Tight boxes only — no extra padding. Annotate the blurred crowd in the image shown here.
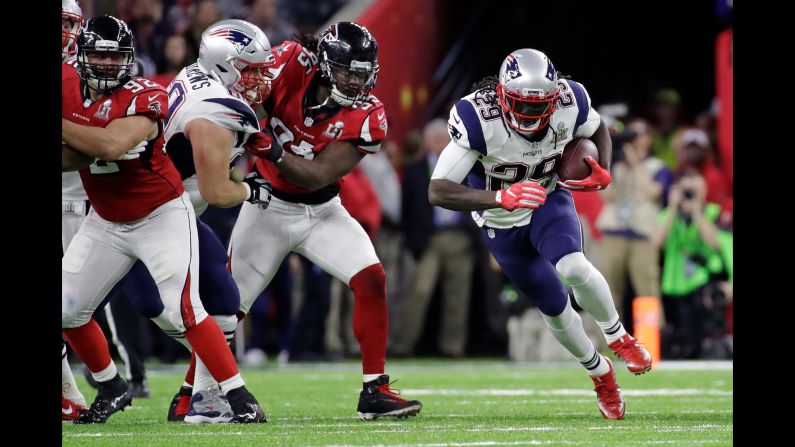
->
[77,1,732,369]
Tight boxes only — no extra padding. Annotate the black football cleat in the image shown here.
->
[357,375,422,420]
[226,386,267,423]
[74,374,133,424]
[167,386,193,422]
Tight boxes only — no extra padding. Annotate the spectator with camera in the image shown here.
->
[651,168,730,359]
[596,118,672,324]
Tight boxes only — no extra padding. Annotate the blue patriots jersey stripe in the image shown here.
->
[203,98,259,129]
[455,99,487,155]
[466,162,486,190]
[567,81,589,135]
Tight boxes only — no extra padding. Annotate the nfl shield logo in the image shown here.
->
[304,116,314,126]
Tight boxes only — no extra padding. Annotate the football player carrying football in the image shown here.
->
[428,48,651,420]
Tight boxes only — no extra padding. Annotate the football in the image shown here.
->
[556,138,599,181]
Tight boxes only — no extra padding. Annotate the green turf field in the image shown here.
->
[62,360,732,446]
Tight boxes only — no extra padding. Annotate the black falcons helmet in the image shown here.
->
[77,15,135,95]
[317,22,379,107]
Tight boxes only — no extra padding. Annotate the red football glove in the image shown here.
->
[495,181,547,211]
[557,156,612,191]
[243,131,283,163]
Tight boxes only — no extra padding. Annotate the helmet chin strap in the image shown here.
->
[329,86,355,107]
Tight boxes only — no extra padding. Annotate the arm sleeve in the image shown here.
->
[431,139,480,183]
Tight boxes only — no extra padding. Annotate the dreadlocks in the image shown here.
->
[290,33,319,52]
[469,75,499,94]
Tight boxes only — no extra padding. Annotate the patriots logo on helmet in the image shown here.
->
[209,29,253,55]
[545,60,556,81]
[505,55,522,81]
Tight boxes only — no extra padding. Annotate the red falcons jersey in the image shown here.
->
[255,41,388,203]
[62,63,184,222]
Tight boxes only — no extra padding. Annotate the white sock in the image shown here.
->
[556,252,625,343]
[191,315,240,395]
[92,361,118,383]
[192,354,220,394]
[219,374,245,394]
[363,374,382,384]
[541,301,607,376]
[596,319,628,344]
[62,345,86,406]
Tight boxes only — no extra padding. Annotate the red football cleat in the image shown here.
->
[590,357,625,420]
[609,334,652,375]
[62,394,87,421]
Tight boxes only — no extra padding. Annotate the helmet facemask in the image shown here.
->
[62,12,82,58]
[232,57,275,106]
[320,55,379,107]
[497,83,559,133]
[78,45,135,95]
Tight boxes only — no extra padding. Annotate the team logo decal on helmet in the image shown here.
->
[505,55,522,81]
[545,60,556,82]
[208,29,253,55]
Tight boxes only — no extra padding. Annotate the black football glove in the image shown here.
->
[242,171,273,208]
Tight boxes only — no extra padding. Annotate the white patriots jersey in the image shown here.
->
[446,79,601,228]
[163,63,260,215]
[61,57,88,203]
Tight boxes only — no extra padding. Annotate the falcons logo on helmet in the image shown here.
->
[209,29,252,55]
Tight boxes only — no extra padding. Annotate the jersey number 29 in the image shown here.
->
[486,153,562,190]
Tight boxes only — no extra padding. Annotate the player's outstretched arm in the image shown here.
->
[275,140,365,191]
[428,139,546,212]
[187,119,251,207]
[428,178,502,211]
[62,116,158,161]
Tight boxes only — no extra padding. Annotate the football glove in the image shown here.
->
[495,181,547,211]
[556,156,612,191]
[242,171,273,208]
[244,131,283,163]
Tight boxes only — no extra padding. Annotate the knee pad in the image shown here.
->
[555,252,593,287]
[62,291,89,329]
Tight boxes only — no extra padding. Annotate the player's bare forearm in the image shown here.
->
[591,120,612,170]
[188,119,248,207]
[428,179,499,211]
[62,143,95,172]
[62,116,157,161]
[276,140,363,190]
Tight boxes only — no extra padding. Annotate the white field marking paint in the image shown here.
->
[402,388,733,396]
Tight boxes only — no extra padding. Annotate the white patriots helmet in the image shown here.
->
[496,48,560,133]
[62,0,83,59]
[197,19,275,105]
